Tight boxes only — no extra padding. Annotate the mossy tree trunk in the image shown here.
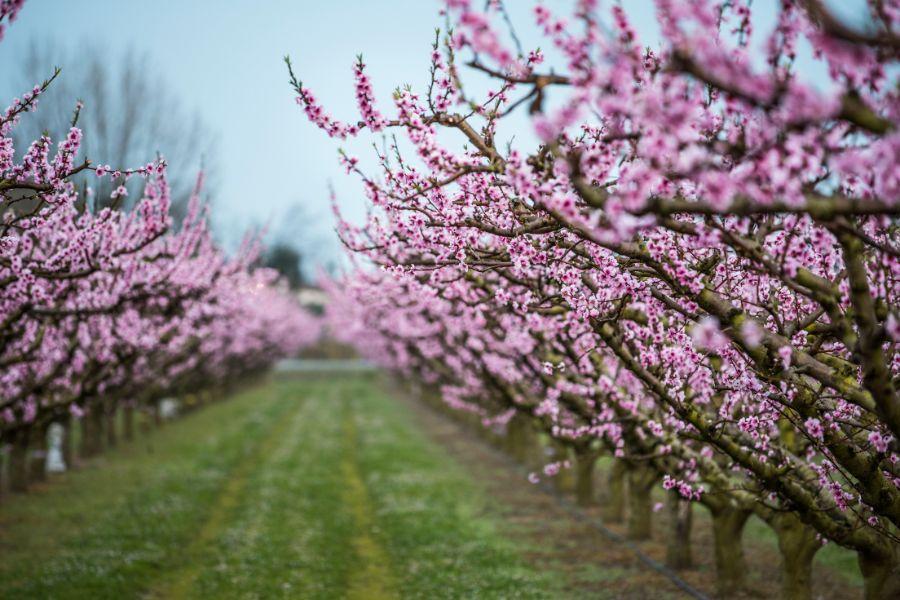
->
[626,462,658,540]
[859,547,900,600]
[665,491,693,570]
[505,413,541,468]
[709,504,751,597]
[573,447,599,506]
[768,512,821,600]
[602,458,627,523]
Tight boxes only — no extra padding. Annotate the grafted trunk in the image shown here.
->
[859,547,900,600]
[573,447,599,506]
[9,428,30,493]
[769,513,820,600]
[626,463,658,540]
[602,458,627,523]
[665,491,693,570]
[709,505,751,596]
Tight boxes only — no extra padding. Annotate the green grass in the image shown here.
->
[0,375,559,599]
[350,378,557,598]
[4,374,860,599]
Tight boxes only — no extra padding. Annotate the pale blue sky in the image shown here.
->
[0,0,848,261]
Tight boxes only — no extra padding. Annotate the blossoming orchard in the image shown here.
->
[298,0,900,598]
[1,1,897,599]
[0,2,316,516]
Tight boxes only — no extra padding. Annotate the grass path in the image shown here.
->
[340,399,398,599]
[0,375,563,598]
[150,385,308,598]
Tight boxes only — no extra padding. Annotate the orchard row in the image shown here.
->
[0,2,317,493]
[301,2,900,599]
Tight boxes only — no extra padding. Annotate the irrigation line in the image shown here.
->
[418,401,711,600]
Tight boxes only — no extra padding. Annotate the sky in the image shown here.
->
[0,0,853,266]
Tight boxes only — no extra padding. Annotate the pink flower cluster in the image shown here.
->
[0,0,25,41]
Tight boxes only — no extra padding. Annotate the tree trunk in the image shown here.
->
[105,404,117,448]
[80,408,104,458]
[79,415,91,458]
[573,447,599,506]
[29,422,49,483]
[859,548,900,600]
[139,404,153,435]
[626,463,657,540]
[770,513,820,600]
[505,413,541,468]
[550,440,575,494]
[0,444,6,499]
[709,505,751,596]
[9,428,30,493]
[61,416,73,469]
[123,406,135,441]
[602,458,627,523]
[91,407,104,454]
[665,491,693,570]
